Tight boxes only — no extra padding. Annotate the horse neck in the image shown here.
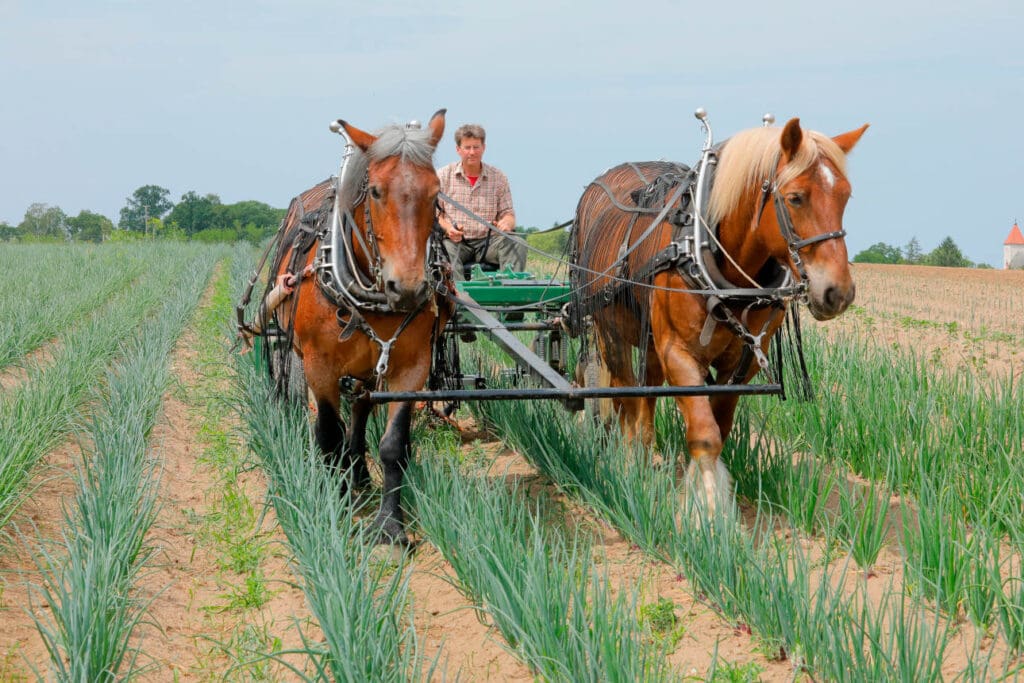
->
[716,187,774,284]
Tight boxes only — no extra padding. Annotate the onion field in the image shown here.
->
[1,242,1023,682]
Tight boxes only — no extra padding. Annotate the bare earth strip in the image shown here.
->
[816,264,1024,379]
[0,440,82,679]
[136,340,311,680]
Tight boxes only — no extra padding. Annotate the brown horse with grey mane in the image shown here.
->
[268,110,449,545]
[571,117,867,511]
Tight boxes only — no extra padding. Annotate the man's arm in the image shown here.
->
[494,168,515,232]
[436,165,464,241]
[495,211,516,232]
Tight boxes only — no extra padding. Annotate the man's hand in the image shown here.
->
[446,223,464,242]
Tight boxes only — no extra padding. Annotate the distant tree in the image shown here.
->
[217,200,282,231]
[0,221,16,241]
[902,237,924,264]
[166,191,222,236]
[853,242,903,264]
[527,225,570,256]
[18,203,68,241]
[926,236,972,268]
[67,210,114,243]
[119,185,173,232]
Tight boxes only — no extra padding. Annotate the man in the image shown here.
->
[437,124,527,280]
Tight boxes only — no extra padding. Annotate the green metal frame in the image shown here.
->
[455,266,570,309]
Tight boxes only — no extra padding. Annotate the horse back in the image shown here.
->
[571,161,684,332]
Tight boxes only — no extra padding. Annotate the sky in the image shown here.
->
[1,0,1021,267]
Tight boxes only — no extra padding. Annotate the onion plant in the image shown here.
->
[0,243,145,370]
[29,250,217,680]
[233,333,433,682]
[407,450,676,682]
[0,245,218,536]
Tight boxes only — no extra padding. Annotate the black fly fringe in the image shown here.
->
[772,303,814,402]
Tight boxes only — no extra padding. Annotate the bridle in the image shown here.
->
[311,124,443,381]
[754,175,848,287]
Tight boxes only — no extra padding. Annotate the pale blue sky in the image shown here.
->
[1,0,1021,266]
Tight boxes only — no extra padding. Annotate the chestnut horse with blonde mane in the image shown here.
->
[571,117,867,510]
[269,110,448,545]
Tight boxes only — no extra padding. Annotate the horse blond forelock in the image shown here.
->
[708,127,847,227]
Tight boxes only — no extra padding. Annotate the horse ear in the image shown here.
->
[338,120,377,152]
[427,108,447,148]
[780,118,803,158]
[833,123,869,154]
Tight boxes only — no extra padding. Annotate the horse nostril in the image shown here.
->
[823,286,840,311]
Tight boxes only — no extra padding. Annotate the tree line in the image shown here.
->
[0,185,286,245]
[852,236,984,268]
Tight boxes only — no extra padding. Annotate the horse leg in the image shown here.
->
[342,397,373,490]
[660,350,731,512]
[595,333,652,446]
[639,342,665,450]
[314,398,347,471]
[372,400,414,545]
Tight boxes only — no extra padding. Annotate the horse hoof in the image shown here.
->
[368,541,410,566]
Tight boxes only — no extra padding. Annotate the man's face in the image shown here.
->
[456,137,485,167]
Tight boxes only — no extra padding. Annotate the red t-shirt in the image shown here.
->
[467,176,479,187]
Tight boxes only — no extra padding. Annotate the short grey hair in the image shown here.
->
[454,124,486,146]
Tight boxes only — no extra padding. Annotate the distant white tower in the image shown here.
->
[1005,222,1024,269]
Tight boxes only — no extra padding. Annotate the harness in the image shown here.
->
[574,111,847,387]
[286,127,450,386]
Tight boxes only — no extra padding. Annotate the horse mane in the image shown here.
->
[337,125,437,209]
[707,126,847,227]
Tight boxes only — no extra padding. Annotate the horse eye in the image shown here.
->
[369,185,383,200]
[787,194,803,208]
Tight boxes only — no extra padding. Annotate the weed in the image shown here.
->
[639,597,685,649]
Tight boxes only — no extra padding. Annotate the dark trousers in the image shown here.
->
[443,232,527,281]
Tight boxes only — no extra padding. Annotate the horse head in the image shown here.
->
[337,109,446,312]
[768,118,868,320]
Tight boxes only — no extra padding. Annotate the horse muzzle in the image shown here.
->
[806,281,855,320]
[384,278,431,313]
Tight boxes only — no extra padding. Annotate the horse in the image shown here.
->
[570,116,868,510]
[267,110,449,545]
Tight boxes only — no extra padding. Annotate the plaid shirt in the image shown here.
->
[437,161,514,240]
